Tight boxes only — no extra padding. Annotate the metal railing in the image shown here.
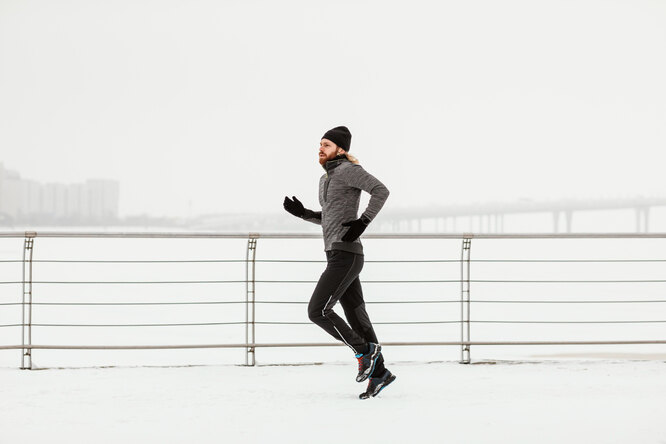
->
[1,231,666,369]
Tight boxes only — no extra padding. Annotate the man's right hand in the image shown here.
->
[283,196,305,218]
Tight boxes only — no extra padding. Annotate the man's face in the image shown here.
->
[319,138,343,165]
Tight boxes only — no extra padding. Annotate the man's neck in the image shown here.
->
[323,154,348,171]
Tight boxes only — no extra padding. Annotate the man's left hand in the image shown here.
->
[341,217,370,242]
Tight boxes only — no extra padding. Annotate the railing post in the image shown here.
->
[460,235,472,364]
[245,235,258,366]
[21,232,36,370]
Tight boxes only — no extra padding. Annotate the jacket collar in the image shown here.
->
[323,155,348,172]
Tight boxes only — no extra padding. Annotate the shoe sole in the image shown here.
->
[356,344,382,383]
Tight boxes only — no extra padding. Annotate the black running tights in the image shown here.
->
[307,249,385,377]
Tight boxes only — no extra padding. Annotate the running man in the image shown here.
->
[283,126,396,399]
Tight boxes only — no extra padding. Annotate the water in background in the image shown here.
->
[1,234,666,368]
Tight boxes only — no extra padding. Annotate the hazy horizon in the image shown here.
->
[1,0,665,219]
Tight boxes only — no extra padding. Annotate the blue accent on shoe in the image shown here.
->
[356,343,382,383]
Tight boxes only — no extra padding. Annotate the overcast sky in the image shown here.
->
[1,0,665,218]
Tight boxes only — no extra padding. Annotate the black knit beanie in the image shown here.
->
[322,126,352,152]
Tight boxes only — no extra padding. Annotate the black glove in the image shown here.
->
[283,196,305,218]
[341,217,370,242]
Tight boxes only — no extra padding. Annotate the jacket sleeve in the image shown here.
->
[302,208,322,225]
[342,165,390,223]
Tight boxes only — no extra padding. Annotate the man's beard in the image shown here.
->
[318,151,338,166]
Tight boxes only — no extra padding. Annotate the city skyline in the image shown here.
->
[0,162,119,225]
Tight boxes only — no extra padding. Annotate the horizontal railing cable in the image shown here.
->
[254,320,460,325]
[250,319,666,325]
[21,279,460,284]
[255,259,459,263]
[2,340,666,351]
[8,278,664,285]
[22,320,462,327]
[30,322,247,327]
[0,259,247,263]
[4,299,666,307]
[256,279,458,283]
[7,258,666,263]
[0,258,458,264]
[471,320,666,324]
[471,279,666,283]
[253,300,458,304]
[470,259,666,263]
[28,280,247,284]
[5,258,666,263]
[0,301,247,306]
[472,299,666,304]
[0,300,457,306]
[11,319,665,327]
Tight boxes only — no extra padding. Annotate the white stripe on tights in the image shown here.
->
[323,294,358,354]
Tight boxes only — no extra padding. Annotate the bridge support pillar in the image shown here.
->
[565,211,573,233]
[635,207,650,232]
[553,211,572,233]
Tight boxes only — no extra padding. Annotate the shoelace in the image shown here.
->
[355,353,364,372]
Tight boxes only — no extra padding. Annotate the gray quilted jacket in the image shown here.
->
[302,156,389,254]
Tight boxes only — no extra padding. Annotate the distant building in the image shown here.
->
[0,163,119,224]
[0,165,21,220]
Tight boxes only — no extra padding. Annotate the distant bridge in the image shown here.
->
[191,197,666,233]
[379,197,666,233]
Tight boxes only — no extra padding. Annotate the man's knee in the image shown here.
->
[308,304,324,324]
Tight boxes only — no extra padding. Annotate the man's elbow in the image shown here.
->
[374,184,390,200]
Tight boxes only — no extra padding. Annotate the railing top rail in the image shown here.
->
[1,231,666,239]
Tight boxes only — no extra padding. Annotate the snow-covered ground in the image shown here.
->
[2,359,665,443]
